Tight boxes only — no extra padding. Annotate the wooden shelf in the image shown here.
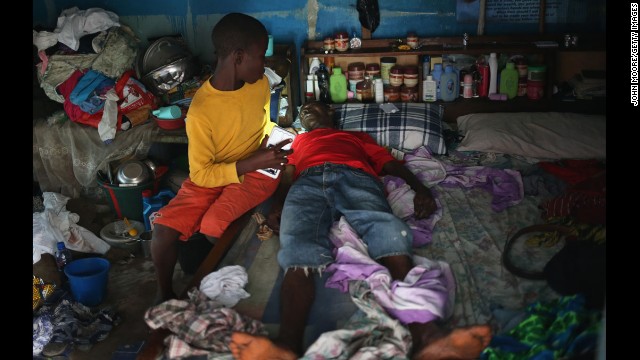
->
[300,35,605,117]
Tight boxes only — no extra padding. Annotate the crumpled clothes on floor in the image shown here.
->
[33,290,120,356]
[145,288,267,359]
[302,280,412,360]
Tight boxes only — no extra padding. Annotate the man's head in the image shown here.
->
[299,101,335,131]
[212,13,268,84]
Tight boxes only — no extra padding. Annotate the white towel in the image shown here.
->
[199,265,250,307]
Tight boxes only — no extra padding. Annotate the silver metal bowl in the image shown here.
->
[142,56,199,94]
[116,160,151,185]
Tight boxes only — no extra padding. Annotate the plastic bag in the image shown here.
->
[357,0,380,33]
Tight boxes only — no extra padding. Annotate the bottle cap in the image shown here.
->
[57,242,65,250]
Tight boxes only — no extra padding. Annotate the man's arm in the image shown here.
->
[381,160,437,219]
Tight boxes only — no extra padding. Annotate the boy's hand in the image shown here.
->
[237,136,293,175]
[413,187,437,219]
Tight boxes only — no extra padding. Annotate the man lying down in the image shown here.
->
[230,100,492,360]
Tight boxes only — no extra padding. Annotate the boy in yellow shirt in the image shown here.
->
[150,13,292,302]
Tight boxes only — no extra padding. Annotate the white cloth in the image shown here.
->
[33,192,111,264]
[55,7,120,51]
[98,88,119,144]
[32,30,58,51]
[199,265,250,308]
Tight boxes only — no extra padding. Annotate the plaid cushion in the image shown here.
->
[332,103,446,154]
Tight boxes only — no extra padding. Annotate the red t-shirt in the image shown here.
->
[287,128,395,180]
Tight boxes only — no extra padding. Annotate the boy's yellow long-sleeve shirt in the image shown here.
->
[185,75,275,188]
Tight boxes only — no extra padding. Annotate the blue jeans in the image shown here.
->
[277,163,413,271]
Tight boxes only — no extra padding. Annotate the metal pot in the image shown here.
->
[116,160,151,185]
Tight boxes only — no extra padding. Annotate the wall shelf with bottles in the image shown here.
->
[299,34,605,118]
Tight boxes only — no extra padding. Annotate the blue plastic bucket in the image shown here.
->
[64,257,110,307]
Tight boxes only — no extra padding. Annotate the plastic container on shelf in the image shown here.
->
[323,37,335,52]
[374,78,384,103]
[430,63,444,100]
[355,76,374,103]
[335,32,350,52]
[422,55,431,79]
[422,75,437,102]
[400,85,419,102]
[406,32,419,48]
[477,61,490,98]
[383,85,401,102]
[440,65,458,102]
[316,63,331,104]
[380,57,397,85]
[527,80,545,100]
[528,66,547,81]
[309,57,321,75]
[488,52,499,95]
[462,74,474,99]
[347,62,365,82]
[527,66,546,100]
[403,66,419,88]
[500,62,519,99]
[365,63,381,79]
[389,66,404,87]
[329,67,348,104]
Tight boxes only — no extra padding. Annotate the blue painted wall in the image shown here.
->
[33,0,606,64]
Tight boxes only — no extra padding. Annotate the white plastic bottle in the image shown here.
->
[374,78,384,103]
[422,75,437,102]
[488,52,498,95]
[309,57,321,75]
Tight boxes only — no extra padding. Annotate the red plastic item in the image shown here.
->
[153,109,186,130]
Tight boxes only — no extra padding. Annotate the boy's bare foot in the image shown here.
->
[412,325,492,360]
[230,332,297,360]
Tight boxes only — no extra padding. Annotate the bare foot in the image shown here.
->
[230,332,297,360]
[412,325,492,360]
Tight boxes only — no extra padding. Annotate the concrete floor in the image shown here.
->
[33,196,194,360]
[69,252,193,360]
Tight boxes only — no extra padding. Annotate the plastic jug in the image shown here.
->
[142,189,176,231]
[329,67,348,103]
[500,62,519,99]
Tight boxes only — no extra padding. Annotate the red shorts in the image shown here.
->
[152,171,279,240]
